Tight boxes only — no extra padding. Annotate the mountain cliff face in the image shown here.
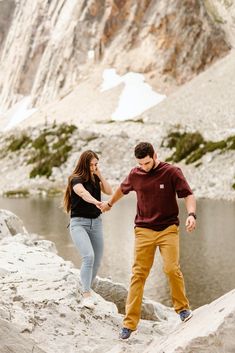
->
[0,0,230,112]
[205,0,235,46]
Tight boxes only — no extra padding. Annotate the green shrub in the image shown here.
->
[185,140,227,164]
[7,134,32,152]
[206,140,227,152]
[30,162,52,178]
[32,134,48,150]
[162,131,182,149]
[27,123,77,178]
[3,123,78,178]
[163,129,235,165]
[163,131,204,162]
[186,148,206,164]
[173,132,204,162]
[3,189,30,198]
[227,136,235,150]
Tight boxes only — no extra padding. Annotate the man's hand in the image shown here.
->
[100,201,112,213]
[185,215,196,232]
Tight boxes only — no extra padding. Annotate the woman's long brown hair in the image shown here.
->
[63,150,99,213]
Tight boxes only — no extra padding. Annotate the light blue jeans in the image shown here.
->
[70,216,104,292]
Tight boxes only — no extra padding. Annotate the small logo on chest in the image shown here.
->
[160,184,165,189]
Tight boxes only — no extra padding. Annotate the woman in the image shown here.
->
[64,150,112,308]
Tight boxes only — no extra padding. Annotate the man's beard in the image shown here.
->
[148,160,156,172]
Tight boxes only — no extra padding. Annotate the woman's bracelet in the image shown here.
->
[107,202,112,208]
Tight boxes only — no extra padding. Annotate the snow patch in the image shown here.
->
[4,97,37,131]
[100,69,166,121]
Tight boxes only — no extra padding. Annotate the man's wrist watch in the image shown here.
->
[188,212,197,220]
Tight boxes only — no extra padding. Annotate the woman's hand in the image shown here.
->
[93,166,102,179]
[94,166,112,195]
[95,201,103,209]
[99,201,112,213]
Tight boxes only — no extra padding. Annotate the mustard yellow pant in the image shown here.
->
[123,224,190,330]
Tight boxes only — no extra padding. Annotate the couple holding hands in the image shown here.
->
[63,142,196,340]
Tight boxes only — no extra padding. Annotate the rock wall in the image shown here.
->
[0,0,230,111]
[0,0,16,52]
[205,0,235,46]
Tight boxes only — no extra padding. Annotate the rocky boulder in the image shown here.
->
[143,289,235,353]
[93,276,176,321]
[0,318,46,353]
[0,209,28,239]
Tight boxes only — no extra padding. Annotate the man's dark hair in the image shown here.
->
[134,142,154,159]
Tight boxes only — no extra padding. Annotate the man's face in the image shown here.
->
[136,155,155,172]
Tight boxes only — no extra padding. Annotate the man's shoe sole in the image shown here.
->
[182,312,193,322]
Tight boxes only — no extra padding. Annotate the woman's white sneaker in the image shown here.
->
[82,296,95,309]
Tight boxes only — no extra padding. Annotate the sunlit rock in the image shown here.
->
[93,276,176,321]
[0,209,27,238]
[144,289,235,353]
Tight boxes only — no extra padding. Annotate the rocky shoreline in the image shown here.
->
[0,209,235,353]
[0,209,179,353]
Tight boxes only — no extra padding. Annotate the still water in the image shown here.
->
[0,195,234,309]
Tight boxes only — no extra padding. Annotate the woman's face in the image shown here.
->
[89,158,98,174]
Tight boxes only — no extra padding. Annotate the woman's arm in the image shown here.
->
[73,183,101,207]
[95,167,112,195]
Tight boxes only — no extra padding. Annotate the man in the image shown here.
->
[100,142,196,340]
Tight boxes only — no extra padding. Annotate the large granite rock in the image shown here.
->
[0,209,28,239]
[144,289,235,353]
[93,276,176,321]
[0,318,45,353]
[0,233,122,353]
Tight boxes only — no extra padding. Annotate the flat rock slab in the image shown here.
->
[144,289,235,353]
[0,318,45,353]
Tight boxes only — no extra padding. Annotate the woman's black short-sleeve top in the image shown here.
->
[70,175,101,218]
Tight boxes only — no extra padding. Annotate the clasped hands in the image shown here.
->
[96,201,112,213]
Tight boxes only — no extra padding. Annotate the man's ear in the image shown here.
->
[153,152,157,160]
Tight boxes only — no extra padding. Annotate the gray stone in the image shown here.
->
[0,318,46,353]
[144,289,235,353]
[0,209,28,239]
[93,276,175,321]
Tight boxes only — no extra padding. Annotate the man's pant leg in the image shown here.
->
[159,224,190,313]
[123,227,156,330]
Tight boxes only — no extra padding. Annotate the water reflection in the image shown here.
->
[0,196,234,309]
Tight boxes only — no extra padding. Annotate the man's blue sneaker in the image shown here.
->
[119,327,134,340]
[179,309,193,322]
